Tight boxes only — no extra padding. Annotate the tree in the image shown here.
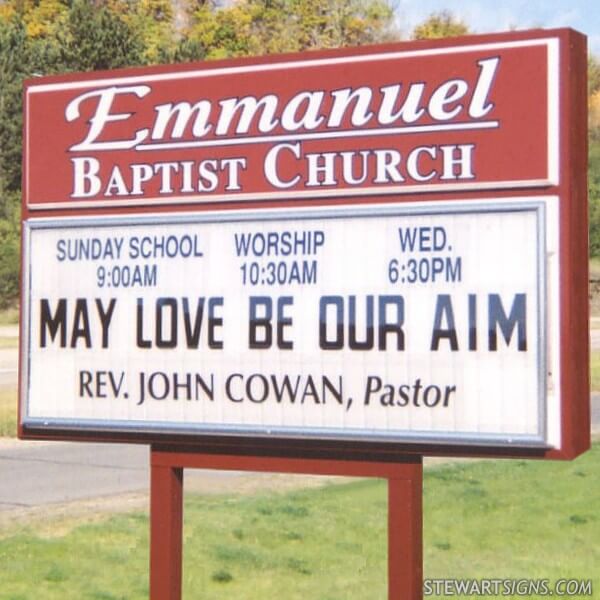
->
[57,0,145,71]
[589,55,600,96]
[412,10,469,40]
[131,0,178,63]
[0,19,26,306]
[181,0,255,59]
[0,17,32,194]
[0,190,20,306]
[589,55,600,140]
[179,0,397,60]
[589,139,600,258]
[282,0,396,51]
[588,56,600,257]
[20,0,69,40]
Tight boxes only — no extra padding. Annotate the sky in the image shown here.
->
[397,0,600,56]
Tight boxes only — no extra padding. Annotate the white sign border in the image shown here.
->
[21,198,550,448]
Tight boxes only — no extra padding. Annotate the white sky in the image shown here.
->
[397,0,600,55]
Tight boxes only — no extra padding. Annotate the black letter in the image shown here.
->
[225,373,244,402]
[431,294,458,350]
[156,298,178,349]
[468,293,477,351]
[249,297,272,349]
[208,297,224,349]
[319,296,344,349]
[40,298,67,347]
[79,371,93,397]
[182,297,205,348]
[363,375,382,405]
[136,298,151,348]
[277,296,293,349]
[96,298,116,348]
[488,293,527,351]
[71,299,91,348]
[378,295,405,350]
[349,295,374,350]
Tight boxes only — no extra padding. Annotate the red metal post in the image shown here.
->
[148,448,423,600]
[150,454,184,600]
[388,459,423,600]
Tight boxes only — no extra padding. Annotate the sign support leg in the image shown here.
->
[148,449,423,600]
[150,452,184,600]
[388,459,423,600]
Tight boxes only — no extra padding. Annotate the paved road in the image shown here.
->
[0,439,335,513]
[0,441,149,510]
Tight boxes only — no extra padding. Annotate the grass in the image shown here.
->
[423,448,600,581]
[0,444,598,599]
[0,305,19,326]
[0,387,17,437]
[592,351,600,391]
[0,335,18,349]
[590,257,600,281]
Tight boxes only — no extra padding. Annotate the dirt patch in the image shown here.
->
[0,492,149,538]
[0,471,350,539]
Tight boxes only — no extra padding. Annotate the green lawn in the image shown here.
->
[0,305,19,326]
[592,351,600,391]
[0,387,17,437]
[0,444,598,599]
[590,257,600,280]
[0,335,18,349]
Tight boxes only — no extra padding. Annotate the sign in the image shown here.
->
[20,29,590,458]
[24,35,557,210]
[21,199,554,446]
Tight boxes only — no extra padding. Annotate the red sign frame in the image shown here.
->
[19,28,589,460]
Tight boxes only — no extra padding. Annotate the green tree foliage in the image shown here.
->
[588,58,600,258]
[412,10,470,40]
[20,0,69,40]
[179,0,396,60]
[57,0,145,71]
[589,55,600,141]
[0,21,24,306]
[589,141,600,258]
[0,190,19,305]
[0,23,20,300]
[0,18,28,196]
[0,19,53,306]
[589,55,600,96]
[130,0,177,63]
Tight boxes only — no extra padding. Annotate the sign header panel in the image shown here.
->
[24,37,557,211]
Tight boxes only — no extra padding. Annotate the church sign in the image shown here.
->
[20,29,589,458]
